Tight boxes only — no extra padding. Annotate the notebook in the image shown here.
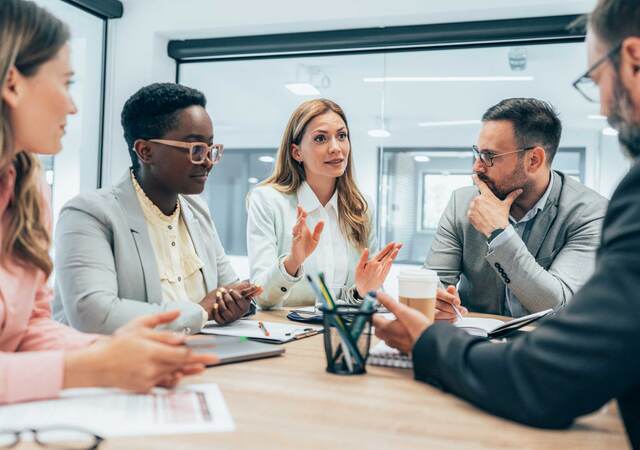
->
[454,309,554,339]
[367,341,413,369]
[200,319,323,343]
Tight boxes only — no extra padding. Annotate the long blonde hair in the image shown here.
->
[261,99,370,250]
[0,0,70,276]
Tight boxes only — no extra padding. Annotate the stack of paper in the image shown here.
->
[0,384,234,439]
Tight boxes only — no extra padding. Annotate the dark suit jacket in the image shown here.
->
[412,162,640,449]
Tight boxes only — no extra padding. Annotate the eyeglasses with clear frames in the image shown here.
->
[0,426,104,450]
[148,139,224,165]
[472,145,535,167]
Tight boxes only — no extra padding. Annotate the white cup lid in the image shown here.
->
[397,268,438,281]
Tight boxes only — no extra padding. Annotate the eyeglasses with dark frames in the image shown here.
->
[471,145,536,167]
[572,41,623,103]
[147,139,224,165]
[0,426,104,450]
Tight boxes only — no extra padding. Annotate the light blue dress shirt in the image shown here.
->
[488,176,554,316]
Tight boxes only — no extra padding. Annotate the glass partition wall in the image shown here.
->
[179,32,625,265]
[34,0,107,225]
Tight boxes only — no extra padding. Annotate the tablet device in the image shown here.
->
[186,336,285,365]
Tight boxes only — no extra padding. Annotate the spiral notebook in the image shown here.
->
[367,341,413,369]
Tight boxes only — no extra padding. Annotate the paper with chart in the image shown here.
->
[201,319,322,342]
[0,383,234,439]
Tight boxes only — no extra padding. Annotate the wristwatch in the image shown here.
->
[487,228,505,243]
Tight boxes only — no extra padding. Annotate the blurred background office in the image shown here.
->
[42,0,621,295]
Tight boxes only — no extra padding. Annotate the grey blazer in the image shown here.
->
[425,171,608,315]
[52,172,239,334]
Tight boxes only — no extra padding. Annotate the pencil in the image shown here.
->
[258,321,270,337]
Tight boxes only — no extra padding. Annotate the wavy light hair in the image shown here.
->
[261,98,370,250]
[0,0,70,276]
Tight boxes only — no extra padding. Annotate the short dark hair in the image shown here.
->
[121,82,206,170]
[482,98,562,164]
[589,0,640,48]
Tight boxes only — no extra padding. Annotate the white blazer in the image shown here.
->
[247,182,375,309]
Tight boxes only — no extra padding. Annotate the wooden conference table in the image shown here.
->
[101,310,627,450]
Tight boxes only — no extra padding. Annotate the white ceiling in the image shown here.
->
[123,0,597,40]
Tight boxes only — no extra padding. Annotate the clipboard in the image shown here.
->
[200,319,323,344]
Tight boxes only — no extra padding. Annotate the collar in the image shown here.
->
[297,181,338,213]
[130,170,180,224]
[510,173,554,224]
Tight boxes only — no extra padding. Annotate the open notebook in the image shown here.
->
[454,309,554,338]
[368,309,554,369]
[368,341,413,369]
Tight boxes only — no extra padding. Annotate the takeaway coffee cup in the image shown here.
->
[397,268,439,321]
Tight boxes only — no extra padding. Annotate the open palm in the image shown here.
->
[290,205,324,265]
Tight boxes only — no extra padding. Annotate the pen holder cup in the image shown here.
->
[320,305,373,375]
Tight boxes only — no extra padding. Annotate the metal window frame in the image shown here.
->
[59,0,123,187]
[61,0,122,19]
[169,15,584,70]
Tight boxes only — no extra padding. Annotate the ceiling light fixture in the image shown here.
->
[258,155,275,163]
[602,127,619,136]
[363,76,534,83]
[248,177,259,184]
[285,83,320,96]
[413,155,431,162]
[588,114,607,120]
[418,120,481,127]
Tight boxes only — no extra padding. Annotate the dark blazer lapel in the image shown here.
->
[180,197,216,292]
[525,171,562,258]
[113,173,163,304]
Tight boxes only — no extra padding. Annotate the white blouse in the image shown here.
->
[247,182,375,309]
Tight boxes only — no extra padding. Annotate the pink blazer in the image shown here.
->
[0,165,96,404]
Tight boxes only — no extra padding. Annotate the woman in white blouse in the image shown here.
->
[247,99,401,309]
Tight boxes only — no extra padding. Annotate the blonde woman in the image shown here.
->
[247,99,401,308]
[0,0,215,405]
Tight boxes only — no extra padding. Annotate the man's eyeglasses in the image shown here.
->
[0,426,103,450]
[472,145,535,167]
[147,139,224,165]
[572,41,622,103]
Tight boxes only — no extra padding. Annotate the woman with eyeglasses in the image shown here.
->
[53,83,261,334]
[247,98,401,309]
[0,0,216,405]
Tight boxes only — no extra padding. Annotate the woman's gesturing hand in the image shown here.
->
[354,242,402,297]
[283,205,324,276]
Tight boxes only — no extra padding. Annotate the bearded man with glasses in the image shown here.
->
[426,98,607,319]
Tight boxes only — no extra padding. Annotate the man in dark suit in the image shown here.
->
[372,1,640,448]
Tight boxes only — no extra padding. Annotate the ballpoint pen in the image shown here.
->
[258,321,270,337]
[453,304,464,322]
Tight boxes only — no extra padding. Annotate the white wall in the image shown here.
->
[102,0,599,184]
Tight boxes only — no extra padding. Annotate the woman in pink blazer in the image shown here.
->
[0,0,217,405]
